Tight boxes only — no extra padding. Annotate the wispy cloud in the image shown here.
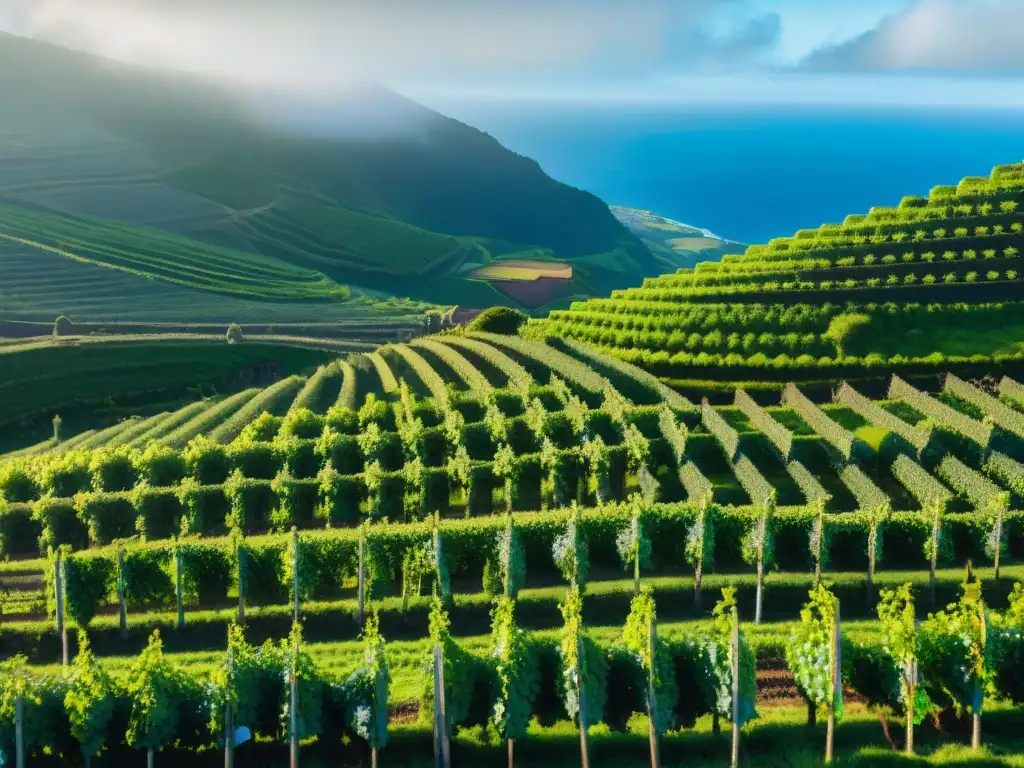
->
[802,0,1024,73]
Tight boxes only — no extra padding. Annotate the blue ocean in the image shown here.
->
[441,103,1024,245]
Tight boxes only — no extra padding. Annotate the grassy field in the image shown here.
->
[0,202,349,300]
[471,259,574,281]
[0,338,334,448]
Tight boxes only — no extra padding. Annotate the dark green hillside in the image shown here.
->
[0,32,651,310]
[540,162,1024,388]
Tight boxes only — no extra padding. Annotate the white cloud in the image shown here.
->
[0,0,781,88]
[803,0,1024,72]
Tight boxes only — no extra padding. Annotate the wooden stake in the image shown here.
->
[867,525,877,606]
[825,601,841,764]
[507,738,514,768]
[55,555,68,666]
[754,555,764,625]
[175,548,185,631]
[577,636,591,768]
[147,748,154,768]
[117,546,127,638]
[929,512,940,610]
[237,546,246,626]
[291,528,300,623]
[905,658,915,754]
[971,681,982,751]
[358,527,366,625]
[290,646,299,768]
[225,648,234,768]
[15,694,25,768]
[993,509,1003,582]
[433,644,451,768]
[730,609,740,768]
[646,616,660,768]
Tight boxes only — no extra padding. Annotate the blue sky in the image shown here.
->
[2,0,1023,107]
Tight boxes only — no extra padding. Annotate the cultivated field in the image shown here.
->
[544,163,1024,393]
[1,330,1022,766]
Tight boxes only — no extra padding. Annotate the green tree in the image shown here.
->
[823,314,871,359]
[467,306,528,335]
[225,324,244,344]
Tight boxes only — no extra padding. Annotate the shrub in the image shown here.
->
[177,480,230,536]
[76,492,137,545]
[178,541,233,606]
[132,486,184,540]
[0,461,40,503]
[224,473,277,533]
[183,436,231,485]
[468,306,529,335]
[89,448,139,493]
[39,452,92,497]
[64,551,115,626]
[34,497,89,551]
[316,469,363,526]
[0,503,41,556]
[225,323,244,344]
[134,443,186,487]
[228,439,280,480]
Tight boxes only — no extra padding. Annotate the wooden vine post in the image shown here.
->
[972,602,986,752]
[929,502,941,610]
[730,607,741,768]
[646,615,661,768]
[236,542,246,626]
[224,648,235,768]
[175,545,185,631]
[906,619,918,755]
[432,643,452,768]
[54,553,68,666]
[825,600,842,764]
[291,527,300,623]
[576,634,591,768]
[814,501,825,585]
[116,544,127,638]
[694,502,705,609]
[290,632,299,768]
[14,685,25,768]
[357,524,366,626]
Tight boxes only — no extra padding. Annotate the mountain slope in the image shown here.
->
[0,32,652,311]
[538,162,1024,388]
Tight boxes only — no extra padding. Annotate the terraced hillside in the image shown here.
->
[1,328,1023,766]
[540,162,1024,391]
[0,32,654,313]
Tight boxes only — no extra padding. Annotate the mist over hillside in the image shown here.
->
[0,31,660,312]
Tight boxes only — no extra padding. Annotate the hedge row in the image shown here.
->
[889,375,993,451]
[3,583,1022,767]
[38,501,1024,627]
[945,374,1024,440]
[835,382,931,453]
[783,384,856,461]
